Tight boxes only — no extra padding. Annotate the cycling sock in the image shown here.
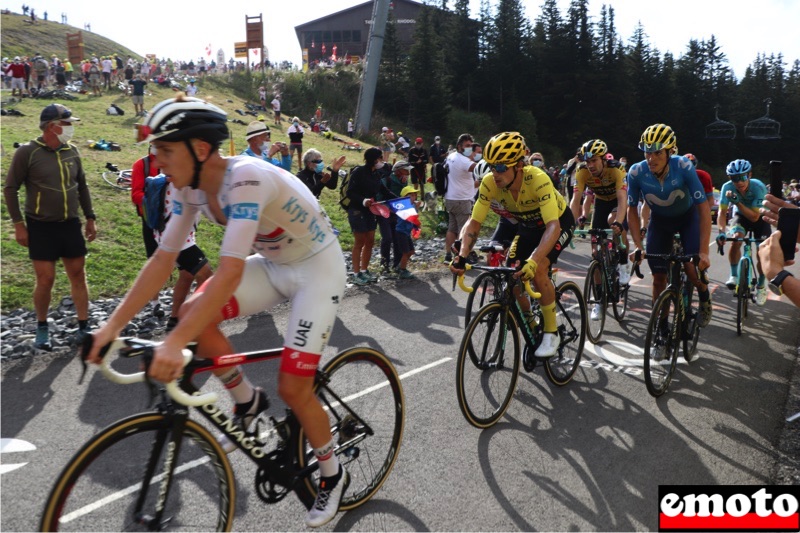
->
[758,274,766,287]
[698,289,710,302]
[618,250,628,264]
[313,440,340,478]
[541,302,557,333]
[730,264,738,277]
[218,366,254,404]
[78,319,89,331]
[37,320,48,329]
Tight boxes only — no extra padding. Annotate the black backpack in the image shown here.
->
[433,161,449,196]
[339,166,355,209]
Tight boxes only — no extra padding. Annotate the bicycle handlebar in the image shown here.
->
[456,264,541,299]
[82,335,219,407]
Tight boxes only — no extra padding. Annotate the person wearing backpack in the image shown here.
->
[130,149,213,332]
[443,133,478,262]
[343,147,391,285]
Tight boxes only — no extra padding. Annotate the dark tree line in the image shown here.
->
[374,0,800,181]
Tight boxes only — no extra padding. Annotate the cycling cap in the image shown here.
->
[638,123,676,152]
[139,96,228,145]
[684,153,698,167]
[726,159,752,176]
[484,132,526,165]
[473,159,491,181]
[579,139,608,161]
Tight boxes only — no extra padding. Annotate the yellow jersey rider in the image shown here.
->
[450,132,575,357]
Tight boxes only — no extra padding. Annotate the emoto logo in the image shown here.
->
[658,485,800,532]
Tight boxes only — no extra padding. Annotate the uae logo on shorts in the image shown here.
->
[658,485,800,532]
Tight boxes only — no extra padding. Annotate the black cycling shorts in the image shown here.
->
[26,217,86,261]
[507,209,575,267]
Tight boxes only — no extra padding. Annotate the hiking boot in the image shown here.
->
[399,269,415,279]
[617,264,631,285]
[364,269,379,283]
[351,272,370,286]
[697,298,712,327]
[534,332,560,358]
[590,304,602,321]
[725,275,737,290]
[755,284,768,307]
[35,325,52,351]
[217,388,269,454]
[305,466,350,528]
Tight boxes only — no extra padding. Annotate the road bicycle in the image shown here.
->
[463,242,510,325]
[716,233,766,336]
[575,228,639,343]
[640,242,709,397]
[101,163,132,191]
[40,337,404,531]
[454,265,586,428]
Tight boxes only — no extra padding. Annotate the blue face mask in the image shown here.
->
[315,162,325,173]
[462,147,473,157]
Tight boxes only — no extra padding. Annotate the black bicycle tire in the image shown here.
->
[736,259,749,336]
[295,347,405,511]
[584,261,607,344]
[545,280,586,386]
[40,413,235,532]
[465,271,502,325]
[643,290,680,397]
[682,283,700,361]
[456,301,521,429]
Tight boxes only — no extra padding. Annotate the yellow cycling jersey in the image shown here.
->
[472,166,566,229]
[574,165,626,201]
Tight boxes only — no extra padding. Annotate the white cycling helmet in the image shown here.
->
[473,159,491,181]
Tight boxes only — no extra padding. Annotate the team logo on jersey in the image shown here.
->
[230,203,259,220]
[646,189,685,207]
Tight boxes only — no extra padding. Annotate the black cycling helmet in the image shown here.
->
[139,96,229,189]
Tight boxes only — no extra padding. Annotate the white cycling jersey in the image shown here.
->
[159,156,337,264]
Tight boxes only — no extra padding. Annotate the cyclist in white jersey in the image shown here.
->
[86,95,348,528]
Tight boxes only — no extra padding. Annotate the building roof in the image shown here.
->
[294,0,426,32]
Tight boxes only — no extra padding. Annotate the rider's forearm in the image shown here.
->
[738,203,761,223]
[458,218,481,257]
[615,189,627,225]
[781,276,800,308]
[627,207,643,249]
[698,203,712,252]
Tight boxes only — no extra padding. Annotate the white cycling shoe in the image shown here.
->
[534,332,560,358]
[590,304,602,321]
[617,264,631,285]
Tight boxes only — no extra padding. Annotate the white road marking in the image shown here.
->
[0,438,36,475]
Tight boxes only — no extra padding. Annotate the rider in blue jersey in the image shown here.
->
[716,159,771,304]
[626,123,713,327]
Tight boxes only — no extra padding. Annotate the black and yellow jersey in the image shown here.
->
[574,165,626,201]
[472,166,566,229]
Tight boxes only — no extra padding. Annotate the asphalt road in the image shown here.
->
[2,239,799,531]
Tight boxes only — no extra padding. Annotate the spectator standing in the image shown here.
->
[345,147,387,285]
[129,74,148,116]
[408,137,428,196]
[377,161,412,273]
[287,116,304,169]
[242,121,292,171]
[6,56,27,97]
[443,133,478,262]
[258,86,266,110]
[32,54,48,91]
[186,79,198,97]
[271,94,281,125]
[101,56,113,90]
[347,118,354,137]
[63,57,73,83]
[88,59,102,96]
[379,127,394,161]
[3,104,97,350]
[53,59,66,88]
[296,149,345,198]
[129,149,213,332]
[394,185,422,279]
[395,131,410,157]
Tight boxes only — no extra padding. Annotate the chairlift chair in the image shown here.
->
[744,99,781,140]
[705,105,736,140]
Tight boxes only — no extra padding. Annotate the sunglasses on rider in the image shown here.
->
[490,162,511,173]
[731,174,749,183]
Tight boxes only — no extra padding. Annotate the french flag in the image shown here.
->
[389,197,420,227]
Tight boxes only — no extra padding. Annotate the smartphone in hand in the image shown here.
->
[769,160,783,200]
[777,207,800,261]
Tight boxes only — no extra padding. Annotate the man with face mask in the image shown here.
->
[443,133,478,262]
[242,121,292,171]
[408,137,428,196]
[4,104,97,350]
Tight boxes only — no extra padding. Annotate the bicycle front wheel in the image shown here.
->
[296,348,405,511]
[465,271,502,325]
[456,302,521,428]
[40,414,235,532]
[643,290,680,397]
[545,281,586,386]
[612,280,630,321]
[736,259,750,336]
[584,261,607,343]
[682,283,700,361]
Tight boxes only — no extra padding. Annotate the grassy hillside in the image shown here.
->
[0,11,143,62]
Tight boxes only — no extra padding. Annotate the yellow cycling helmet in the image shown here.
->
[484,132,527,165]
[579,139,608,161]
[639,123,677,152]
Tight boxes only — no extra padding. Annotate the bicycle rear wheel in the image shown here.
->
[643,290,680,397]
[40,414,235,532]
[583,261,607,343]
[296,348,405,511]
[545,281,586,386]
[465,271,502,325]
[612,281,629,321]
[456,302,521,428]
[101,170,132,191]
[682,283,700,361]
[736,259,750,336]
